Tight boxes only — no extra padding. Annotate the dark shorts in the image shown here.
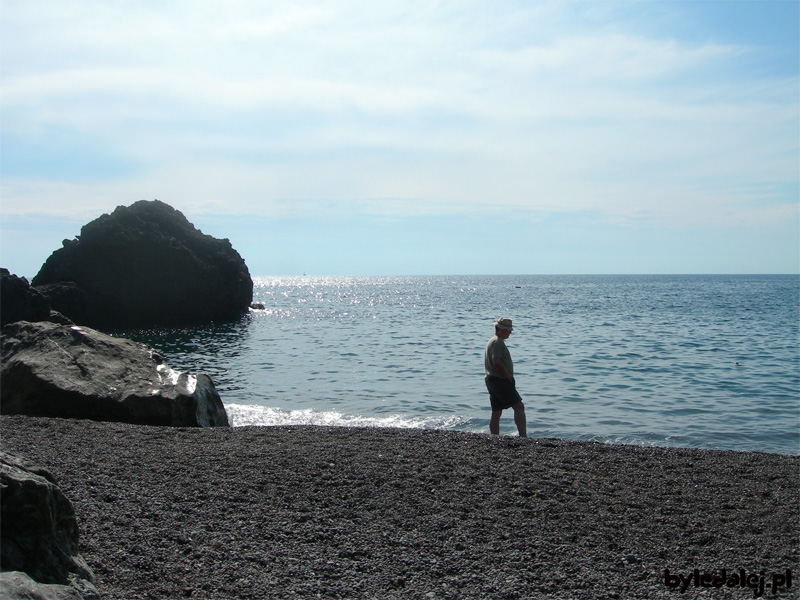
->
[485,376,523,411]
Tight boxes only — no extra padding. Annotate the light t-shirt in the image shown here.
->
[485,335,513,379]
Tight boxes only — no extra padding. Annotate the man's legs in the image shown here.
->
[489,410,502,435]
[487,377,527,437]
[512,403,527,438]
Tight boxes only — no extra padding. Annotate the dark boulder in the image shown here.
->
[1,269,52,327]
[1,321,229,427]
[31,200,253,331]
[0,452,99,599]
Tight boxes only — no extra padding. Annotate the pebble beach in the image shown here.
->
[1,415,798,599]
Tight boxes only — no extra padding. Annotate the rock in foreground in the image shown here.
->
[32,200,252,331]
[0,451,98,599]
[1,321,229,427]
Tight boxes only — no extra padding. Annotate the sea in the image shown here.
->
[121,275,800,456]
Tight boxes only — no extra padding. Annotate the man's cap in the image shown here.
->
[494,317,513,331]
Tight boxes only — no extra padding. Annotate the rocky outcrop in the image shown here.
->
[0,452,98,599]
[31,200,253,331]
[1,321,229,427]
[0,269,63,327]
[29,282,91,328]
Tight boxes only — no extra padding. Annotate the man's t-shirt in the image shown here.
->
[485,335,513,379]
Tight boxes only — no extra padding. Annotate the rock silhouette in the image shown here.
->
[32,200,252,331]
[0,269,56,327]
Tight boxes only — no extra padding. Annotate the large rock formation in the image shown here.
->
[1,321,229,427]
[0,452,99,599]
[32,200,253,331]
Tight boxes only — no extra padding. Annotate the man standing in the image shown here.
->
[484,317,527,438]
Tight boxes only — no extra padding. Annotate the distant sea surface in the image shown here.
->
[122,275,799,455]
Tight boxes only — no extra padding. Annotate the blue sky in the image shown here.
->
[1,0,797,277]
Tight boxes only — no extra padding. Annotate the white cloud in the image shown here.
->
[1,0,796,236]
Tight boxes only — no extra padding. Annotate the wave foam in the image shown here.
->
[226,403,473,430]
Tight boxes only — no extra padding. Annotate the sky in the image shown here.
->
[1,0,798,277]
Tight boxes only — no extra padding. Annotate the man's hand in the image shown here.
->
[493,357,514,384]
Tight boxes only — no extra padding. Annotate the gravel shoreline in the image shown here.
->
[2,415,798,599]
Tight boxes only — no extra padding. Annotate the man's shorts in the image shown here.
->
[485,376,523,410]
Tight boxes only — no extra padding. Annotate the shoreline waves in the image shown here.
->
[1,415,798,599]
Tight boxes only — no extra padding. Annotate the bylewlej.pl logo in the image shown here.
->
[664,568,793,597]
